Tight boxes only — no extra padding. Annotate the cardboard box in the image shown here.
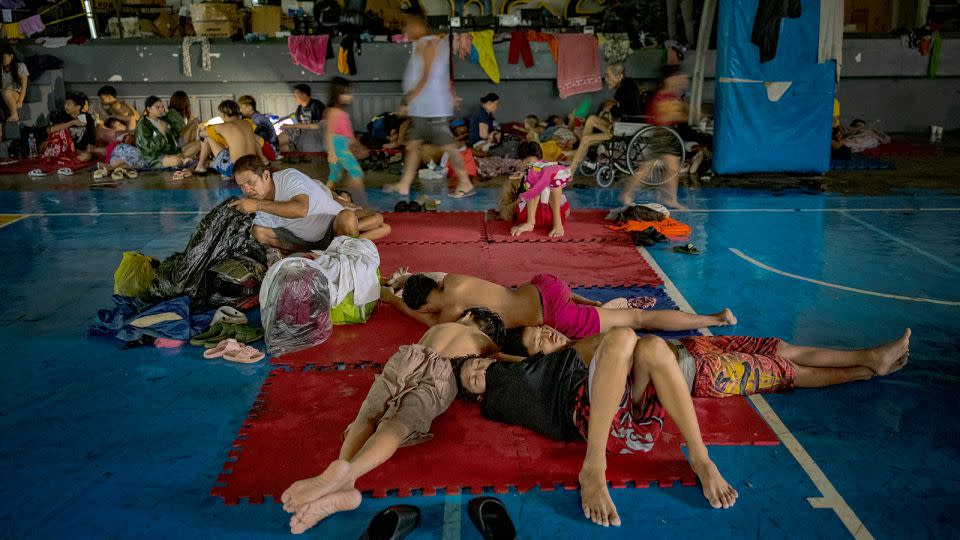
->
[154,11,177,38]
[251,5,281,35]
[190,3,238,38]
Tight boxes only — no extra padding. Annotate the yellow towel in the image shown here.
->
[469,30,500,84]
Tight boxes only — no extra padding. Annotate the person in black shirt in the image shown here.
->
[279,84,326,153]
[568,64,645,175]
[454,327,739,527]
[47,91,96,161]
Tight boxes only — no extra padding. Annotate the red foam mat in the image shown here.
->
[377,212,486,244]
[377,242,489,278]
[272,304,427,367]
[211,368,777,503]
[484,209,627,244]
[483,242,662,288]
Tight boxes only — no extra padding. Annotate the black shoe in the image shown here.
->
[630,230,656,247]
[407,200,423,212]
[394,200,409,212]
[468,497,517,540]
[358,505,421,540]
[640,226,669,243]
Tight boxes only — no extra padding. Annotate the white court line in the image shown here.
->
[635,247,874,540]
[839,211,960,273]
[442,493,462,540]
[730,248,960,306]
[669,207,960,213]
[0,215,28,229]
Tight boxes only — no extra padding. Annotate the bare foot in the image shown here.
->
[865,329,911,376]
[691,459,738,509]
[601,298,629,309]
[383,183,409,196]
[281,460,351,513]
[714,308,737,327]
[289,489,361,534]
[8,115,19,123]
[549,225,565,238]
[578,467,620,527]
[511,223,534,237]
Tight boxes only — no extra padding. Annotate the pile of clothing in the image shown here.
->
[606,203,692,247]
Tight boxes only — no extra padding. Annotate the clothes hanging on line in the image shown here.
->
[598,33,633,64]
[288,35,330,76]
[469,30,500,83]
[526,31,558,63]
[181,37,211,78]
[555,33,602,99]
[508,31,533,68]
[338,34,359,76]
[751,0,801,63]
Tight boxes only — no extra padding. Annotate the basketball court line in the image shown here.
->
[839,211,960,273]
[635,247,875,540]
[0,214,27,229]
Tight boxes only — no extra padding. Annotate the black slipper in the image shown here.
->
[630,230,656,247]
[407,200,423,212]
[640,226,669,244]
[468,497,517,540]
[673,243,701,255]
[359,505,421,540]
[394,200,409,212]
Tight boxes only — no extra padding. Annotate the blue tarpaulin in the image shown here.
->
[713,0,834,174]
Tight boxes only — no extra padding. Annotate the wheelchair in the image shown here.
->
[577,120,687,188]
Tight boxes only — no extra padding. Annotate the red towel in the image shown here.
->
[555,34,603,99]
[288,35,330,76]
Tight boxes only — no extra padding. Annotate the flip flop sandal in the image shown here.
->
[359,505,421,540]
[222,345,265,364]
[232,324,264,344]
[93,168,108,180]
[211,306,248,326]
[172,170,186,181]
[640,226,669,244]
[407,200,423,212]
[124,169,139,179]
[394,200,409,212]
[57,167,74,176]
[630,230,656,247]
[27,169,46,177]
[203,338,242,359]
[673,243,701,255]
[448,189,477,199]
[468,497,517,540]
[190,322,227,347]
[111,168,126,181]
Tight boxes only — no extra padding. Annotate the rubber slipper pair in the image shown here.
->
[673,243,700,255]
[93,166,109,180]
[28,169,45,177]
[190,322,263,347]
[468,497,516,540]
[203,338,265,363]
[394,200,423,212]
[358,505,420,540]
[57,167,73,176]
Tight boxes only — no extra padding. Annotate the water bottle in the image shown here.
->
[27,133,37,158]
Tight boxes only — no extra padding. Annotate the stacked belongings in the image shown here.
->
[605,203,692,246]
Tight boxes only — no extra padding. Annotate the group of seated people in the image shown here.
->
[278,268,911,533]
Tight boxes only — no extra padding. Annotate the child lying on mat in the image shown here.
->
[497,141,572,238]
[453,327,910,526]
[382,271,736,339]
[279,307,509,534]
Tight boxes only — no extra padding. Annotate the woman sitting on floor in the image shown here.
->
[135,96,193,171]
[46,91,96,162]
[164,90,201,158]
[1,44,28,123]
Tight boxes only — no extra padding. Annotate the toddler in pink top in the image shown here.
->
[325,77,365,201]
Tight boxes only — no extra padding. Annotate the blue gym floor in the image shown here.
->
[1,181,958,539]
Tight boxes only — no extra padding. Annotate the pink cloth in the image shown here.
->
[555,34,602,99]
[530,273,600,339]
[288,35,330,76]
[19,15,45,37]
[520,161,571,203]
[391,34,412,43]
[329,108,353,138]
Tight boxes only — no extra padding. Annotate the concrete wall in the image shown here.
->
[23,36,960,131]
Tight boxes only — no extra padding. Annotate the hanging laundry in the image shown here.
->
[338,35,360,76]
[337,47,348,74]
[181,37,211,78]
[750,0,801,63]
[452,32,472,60]
[928,31,942,78]
[526,31,558,63]
[508,31,533,68]
[555,33,602,99]
[469,30,499,84]
[598,33,633,64]
[19,14,45,37]
[288,35,330,76]
[818,0,843,78]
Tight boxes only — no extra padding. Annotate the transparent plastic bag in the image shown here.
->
[260,258,333,356]
[114,251,156,298]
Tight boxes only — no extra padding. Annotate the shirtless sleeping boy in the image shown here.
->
[382,271,736,339]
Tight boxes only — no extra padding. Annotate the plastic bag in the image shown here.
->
[150,197,266,307]
[260,258,333,356]
[114,251,156,298]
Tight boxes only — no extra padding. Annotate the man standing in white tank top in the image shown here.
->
[383,5,475,198]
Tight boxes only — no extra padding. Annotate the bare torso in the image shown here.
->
[435,274,543,329]
[216,120,260,161]
[418,322,498,359]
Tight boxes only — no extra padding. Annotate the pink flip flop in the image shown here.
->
[222,345,265,364]
[203,338,242,359]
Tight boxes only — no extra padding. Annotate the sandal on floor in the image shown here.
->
[630,230,656,247]
[232,324,264,344]
[359,505,421,540]
[407,200,423,212]
[394,200,409,212]
[448,188,477,199]
[172,169,187,181]
[203,338,242,359]
[124,169,139,179]
[190,322,228,347]
[222,344,265,364]
[93,168,108,180]
[468,497,516,540]
[211,306,247,326]
[57,167,73,176]
[27,169,46,177]
[111,168,126,181]
[673,243,701,255]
